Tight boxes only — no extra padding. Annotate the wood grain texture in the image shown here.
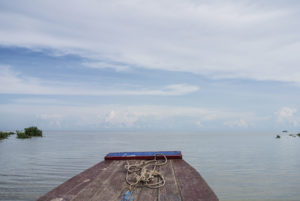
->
[71,160,124,201]
[89,160,127,201]
[37,159,219,201]
[158,160,182,201]
[134,186,158,201]
[37,160,113,201]
[172,160,219,201]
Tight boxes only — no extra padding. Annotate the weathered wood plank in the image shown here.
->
[38,158,219,201]
[89,160,130,201]
[70,160,125,201]
[37,160,114,201]
[158,160,182,201]
[135,185,158,201]
[172,160,219,201]
[129,160,158,201]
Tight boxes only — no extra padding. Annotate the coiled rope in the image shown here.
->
[120,154,167,201]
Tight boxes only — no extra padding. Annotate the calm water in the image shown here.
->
[0,131,300,201]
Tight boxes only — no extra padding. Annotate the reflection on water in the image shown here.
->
[0,131,300,201]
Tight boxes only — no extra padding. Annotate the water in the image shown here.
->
[0,131,300,201]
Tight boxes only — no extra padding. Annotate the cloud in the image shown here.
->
[37,113,63,127]
[104,110,139,127]
[276,107,297,121]
[1,1,300,83]
[224,119,248,128]
[275,106,300,126]
[0,66,198,96]
[0,102,261,129]
[195,121,203,127]
[82,61,130,72]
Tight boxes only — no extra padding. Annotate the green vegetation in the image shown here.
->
[0,131,15,140]
[16,131,31,139]
[25,126,42,137]
[1,127,42,140]
[17,127,43,139]
[276,132,300,139]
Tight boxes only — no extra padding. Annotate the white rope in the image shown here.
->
[124,154,167,190]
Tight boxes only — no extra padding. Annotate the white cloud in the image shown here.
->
[0,66,198,96]
[0,103,260,129]
[1,1,300,84]
[275,107,300,126]
[140,84,199,96]
[276,107,297,121]
[104,110,139,127]
[224,119,249,128]
[195,121,203,127]
[37,113,63,127]
[105,110,116,123]
[82,62,130,72]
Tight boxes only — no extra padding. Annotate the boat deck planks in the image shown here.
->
[37,160,113,201]
[172,160,218,201]
[158,160,182,201]
[72,160,124,201]
[37,159,218,201]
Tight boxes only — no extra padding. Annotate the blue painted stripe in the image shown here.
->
[107,151,181,157]
[120,190,134,201]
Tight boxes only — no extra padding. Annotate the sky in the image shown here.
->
[0,0,300,132]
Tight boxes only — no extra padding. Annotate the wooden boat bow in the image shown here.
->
[37,151,219,201]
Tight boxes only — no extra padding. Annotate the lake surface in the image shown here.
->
[0,131,300,201]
